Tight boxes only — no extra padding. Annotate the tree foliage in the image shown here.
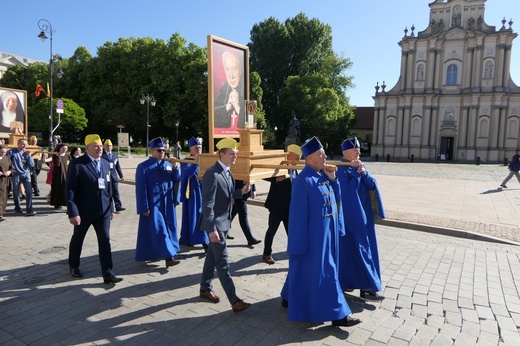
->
[1,15,356,149]
[29,97,88,140]
[249,12,355,145]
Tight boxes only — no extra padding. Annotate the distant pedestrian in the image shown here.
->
[7,138,36,216]
[50,143,71,209]
[500,149,520,188]
[0,145,12,222]
[173,141,182,159]
[102,139,125,212]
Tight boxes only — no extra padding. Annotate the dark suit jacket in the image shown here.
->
[200,161,242,233]
[102,151,124,180]
[66,154,113,220]
[264,176,292,216]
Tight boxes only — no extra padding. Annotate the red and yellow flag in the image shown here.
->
[35,84,44,97]
[46,82,51,98]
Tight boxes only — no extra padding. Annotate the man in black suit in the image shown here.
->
[261,144,302,265]
[199,137,251,312]
[102,139,125,212]
[66,134,122,285]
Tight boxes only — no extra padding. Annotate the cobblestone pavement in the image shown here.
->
[1,157,519,345]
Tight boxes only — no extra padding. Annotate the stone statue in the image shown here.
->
[287,111,300,140]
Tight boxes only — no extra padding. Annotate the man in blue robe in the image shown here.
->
[337,137,386,300]
[179,137,209,251]
[135,137,181,268]
[281,137,361,327]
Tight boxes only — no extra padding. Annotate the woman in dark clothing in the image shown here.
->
[50,143,72,209]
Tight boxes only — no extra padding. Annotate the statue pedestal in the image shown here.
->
[198,129,289,183]
[284,136,300,149]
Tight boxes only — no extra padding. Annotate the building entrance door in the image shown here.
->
[440,137,454,160]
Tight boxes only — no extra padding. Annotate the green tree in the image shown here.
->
[29,98,88,140]
[249,13,337,122]
[278,73,354,153]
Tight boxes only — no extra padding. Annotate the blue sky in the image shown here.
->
[3,0,520,106]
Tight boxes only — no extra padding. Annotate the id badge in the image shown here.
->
[98,178,106,190]
[109,162,114,169]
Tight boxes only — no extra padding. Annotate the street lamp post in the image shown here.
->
[175,120,179,143]
[140,95,156,156]
[37,19,55,150]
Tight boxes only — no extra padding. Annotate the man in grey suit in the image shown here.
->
[199,137,251,312]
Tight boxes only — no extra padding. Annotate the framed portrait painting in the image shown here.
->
[0,87,27,138]
[207,35,249,152]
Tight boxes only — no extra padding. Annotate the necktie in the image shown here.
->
[94,159,101,176]
[227,170,233,192]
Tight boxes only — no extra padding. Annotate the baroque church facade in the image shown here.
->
[372,0,520,162]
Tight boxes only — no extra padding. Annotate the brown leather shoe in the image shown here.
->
[262,255,275,265]
[231,299,251,312]
[165,258,180,268]
[200,290,220,303]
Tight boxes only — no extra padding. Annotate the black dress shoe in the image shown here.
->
[70,268,83,278]
[247,238,261,246]
[26,210,37,216]
[332,315,361,327]
[281,298,288,308]
[360,290,385,301]
[103,275,123,285]
[116,207,126,212]
[226,234,234,240]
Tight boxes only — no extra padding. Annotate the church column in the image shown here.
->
[396,105,404,146]
[402,104,411,146]
[463,47,474,91]
[502,45,513,89]
[459,106,470,148]
[400,51,408,91]
[495,43,506,90]
[373,107,380,145]
[433,48,443,93]
[427,46,436,92]
[490,105,501,148]
[422,106,432,147]
[429,106,439,149]
[467,105,479,147]
[496,106,506,150]
[406,49,415,93]
[472,45,483,91]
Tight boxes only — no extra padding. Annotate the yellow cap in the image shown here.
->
[104,139,113,145]
[216,137,238,150]
[85,134,102,146]
[287,144,302,156]
[29,135,37,141]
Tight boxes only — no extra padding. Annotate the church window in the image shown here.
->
[386,118,396,136]
[478,118,489,137]
[446,64,458,85]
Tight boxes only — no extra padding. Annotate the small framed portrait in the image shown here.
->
[207,35,249,151]
[0,87,27,138]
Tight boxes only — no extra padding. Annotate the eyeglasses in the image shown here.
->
[156,149,166,153]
